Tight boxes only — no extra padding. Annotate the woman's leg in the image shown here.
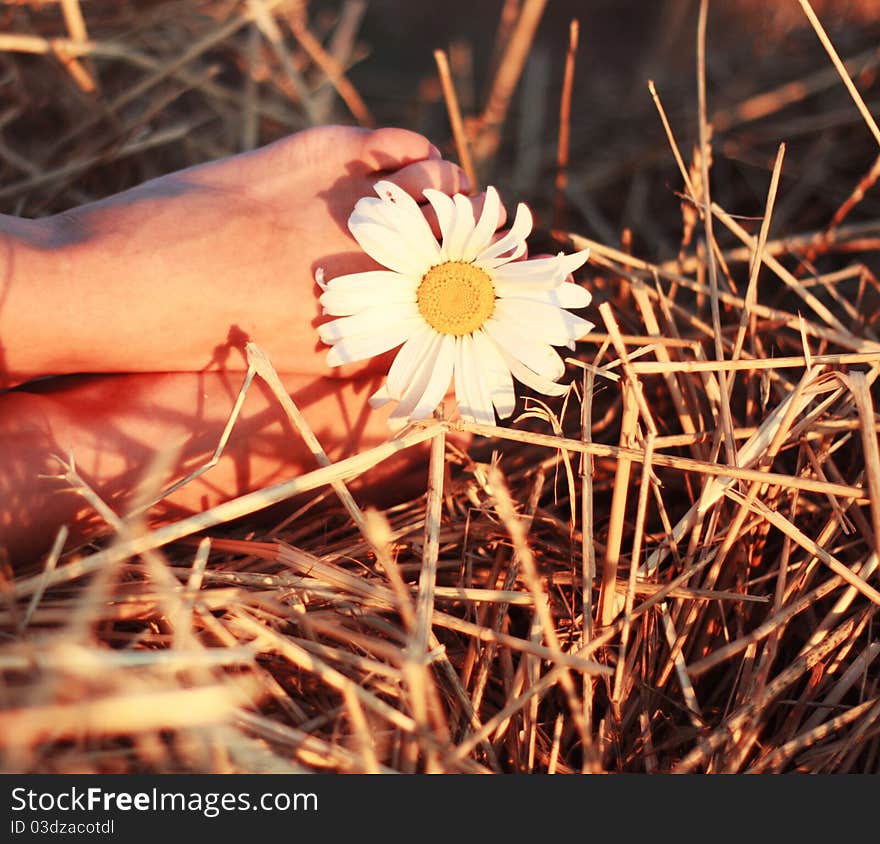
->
[0,126,491,387]
[0,368,455,566]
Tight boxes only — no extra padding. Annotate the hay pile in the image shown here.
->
[2,0,880,773]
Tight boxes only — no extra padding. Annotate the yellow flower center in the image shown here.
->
[416,261,495,336]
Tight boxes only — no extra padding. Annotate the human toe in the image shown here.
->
[381,159,470,200]
[358,127,441,172]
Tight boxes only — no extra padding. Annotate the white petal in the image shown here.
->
[497,345,570,397]
[453,335,494,425]
[352,197,411,236]
[500,281,591,310]
[349,196,431,262]
[320,272,417,315]
[461,186,501,262]
[556,249,590,275]
[385,331,441,415]
[491,250,589,291]
[349,194,390,226]
[494,299,593,347]
[386,322,436,399]
[478,242,528,270]
[324,318,420,366]
[475,202,532,262]
[323,269,412,296]
[353,184,435,257]
[412,334,456,419]
[371,180,442,265]
[558,282,591,309]
[321,290,414,318]
[453,337,472,423]
[459,346,482,424]
[422,189,455,255]
[484,317,565,381]
[490,254,566,286]
[348,218,432,277]
[466,336,496,426]
[472,330,516,419]
[318,302,418,343]
[443,194,477,260]
[392,334,455,421]
[372,179,418,207]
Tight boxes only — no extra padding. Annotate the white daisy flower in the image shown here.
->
[317,181,593,426]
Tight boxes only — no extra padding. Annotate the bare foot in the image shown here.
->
[1,126,495,386]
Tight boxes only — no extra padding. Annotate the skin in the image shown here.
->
[0,126,487,566]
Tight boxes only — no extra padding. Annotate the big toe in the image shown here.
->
[357,127,442,172]
[275,125,443,178]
